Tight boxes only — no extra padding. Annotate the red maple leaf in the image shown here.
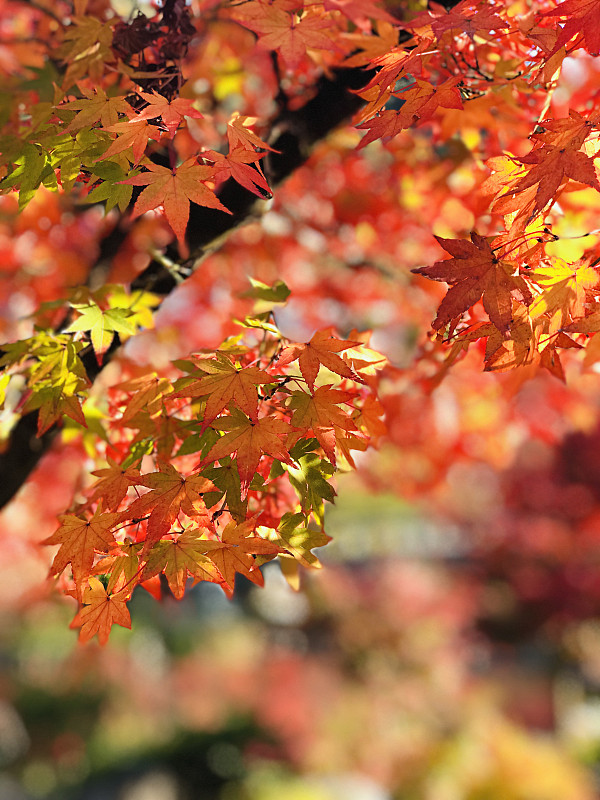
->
[90,458,141,510]
[100,118,162,164]
[141,529,224,598]
[237,4,339,69]
[135,91,203,137]
[511,144,600,213]
[121,158,231,248]
[277,328,361,391]
[541,0,600,56]
[413,232,533,333]
[204,147,272,196]
[288,386,359,465]
[227,113,276,152]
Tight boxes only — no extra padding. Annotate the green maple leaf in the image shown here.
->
[275,512,331,567]
[58,87,130,133]
[83,160,134,213]
[66,301,137,363]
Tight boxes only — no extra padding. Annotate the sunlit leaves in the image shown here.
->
[122,159,231,248]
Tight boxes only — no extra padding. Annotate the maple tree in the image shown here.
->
[3,0,600,647]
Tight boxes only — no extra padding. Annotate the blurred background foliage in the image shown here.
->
[3,463,600,799]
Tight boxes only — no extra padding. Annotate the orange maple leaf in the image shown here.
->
[173,355,273,427]
[70,577,131,645]
[124,463,216,549]
[135,91,203,137]
[199,519,282,592]
[121,158,231,248]
[43,505,120,589]
[141,529,223,599]
[277,327,361,391]
[116,373,174,425]
[100,118,162,164]
[530,110,598,151]
[90,458,141,510]
[288,386,359,465]
[238,4,339,69]
[413,232,533,333]
[203,408,295,490]
[227,113,277,152]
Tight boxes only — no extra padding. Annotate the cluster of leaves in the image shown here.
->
[4,0,600,644]
[23,282,385,644]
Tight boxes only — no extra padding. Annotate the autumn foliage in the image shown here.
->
[3,0,600,645]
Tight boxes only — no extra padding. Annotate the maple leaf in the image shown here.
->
[413,232,533,333]
[511,144,600,213]
[121,158,231,247]
[541,0,600,56]
[57,15,115,85]
[277,328,361,391]
[283,448,336,523]
[65,301,136,364]
[227,113,276,151]
[141,529,223,599]
[43,505,120,589]
[135,91,203,137]
[124,463,216,548]
[90,458,141,510]
[356,78,463,147]
[529,261,600,322]
[288,386,359,465]
[273,512,331,568]
[173,355,273,427]
[238,5,339,69]
[199,519,282,592]
[427,2,508,39]
[99,118,162,164]
[323,0,394,29]
[70,577,131,645]
[204,147,272,197]
[59,87,130,133]
[116,373,173,424]
[530,110,598,151]
[203,408,295,491]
